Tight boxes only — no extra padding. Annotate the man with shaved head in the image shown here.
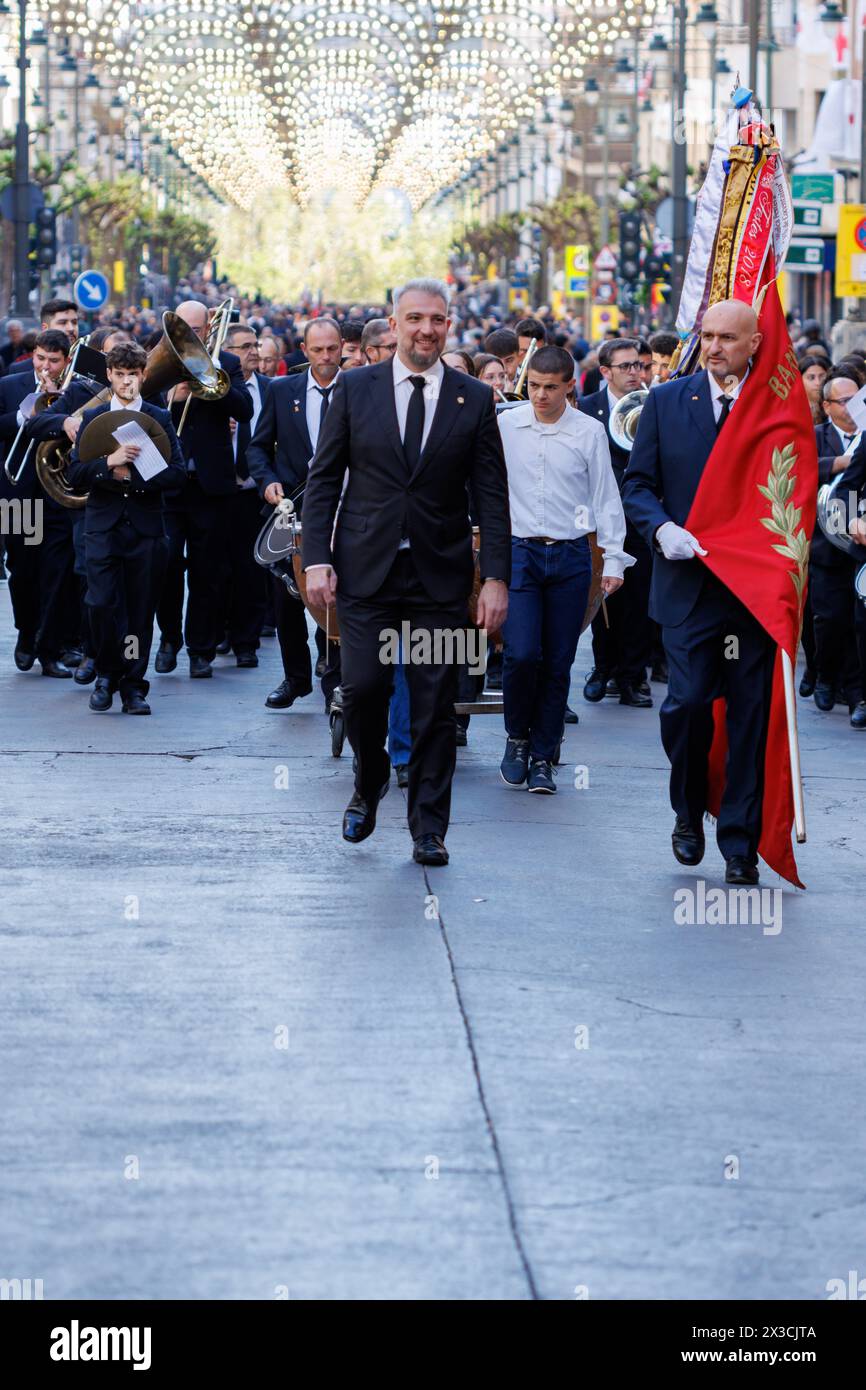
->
[623,297,775,886]
[153,299,253,678]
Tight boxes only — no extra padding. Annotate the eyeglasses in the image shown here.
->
[828,396,856,406]
[611,360,641,371]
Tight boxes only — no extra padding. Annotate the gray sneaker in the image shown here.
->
[500,737,530,787]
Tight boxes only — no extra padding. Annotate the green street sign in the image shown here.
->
[785,237,824,273]
[790,173,835,204]
[793,202,822,229]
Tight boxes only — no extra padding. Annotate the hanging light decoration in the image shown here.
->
[47,1,657,210]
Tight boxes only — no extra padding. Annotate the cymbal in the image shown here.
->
[77,408,172,465]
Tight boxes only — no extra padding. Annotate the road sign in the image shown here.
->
[836,205,866,297]
[785,238,824,274]
[595,281,617,304]
[590,304,620,339]
[791,172,836,204]
[792,202,822,230]
[0,181,45,222]
[565,243,590,298]
[594,244,617,271]
[73,269,110,310]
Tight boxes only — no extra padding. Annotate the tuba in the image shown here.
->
[33,310,229,509]
[816,471,861,560]
[609,386,650,453]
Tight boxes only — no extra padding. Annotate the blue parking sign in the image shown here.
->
[73,269,110,311]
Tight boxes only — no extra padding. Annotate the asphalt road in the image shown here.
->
[1,589,863,1301]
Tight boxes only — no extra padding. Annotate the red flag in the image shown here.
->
[685,282,817,887]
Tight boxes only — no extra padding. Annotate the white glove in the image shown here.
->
[656,521,708,560]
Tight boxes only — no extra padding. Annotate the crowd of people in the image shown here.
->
[0,280,864,868]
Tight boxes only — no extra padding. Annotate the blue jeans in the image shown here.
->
[387,655,411,767]
[502,536,592,760]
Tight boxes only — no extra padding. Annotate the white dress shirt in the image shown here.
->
[497,403,635,579]
[110,394,143,411]
[235,373,262,488]
[393,352,444,550]
[306,367,341,453]
[832,422,861,455]
[708,364,750,422]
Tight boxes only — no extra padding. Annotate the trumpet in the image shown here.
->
[501,336,539,403]
[174,297,233,436]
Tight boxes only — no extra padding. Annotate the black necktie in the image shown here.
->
[235,385,253,477]
[844,434,856,448]
[403,375,426,472]
[716,394,732,433]
[315,384,333,436]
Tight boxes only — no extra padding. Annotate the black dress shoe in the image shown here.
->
[60,647,84,668]
[265,678,312,709]
[651,660,669,683]
[189,656,213,678]
[455,725,468,746]
[342,779,389,843]
[235,651,258,668]
[121,691,151,715]
[155,642,177,674]
[618,681,653,707]
[315,655,327,677]
[563,703,579,724]
[850,700,866,729]
[215,637,232,656]
[813,683,834,712]
[583,668,608,702]
[73,657,97,685]
[672,816,705,866]
[40,659,72,679]
[261,625,276,637]
[413,833,449,866]
[89,678,113,712]
[395,764,409,788]
[13,645,35,671]
[799,670,816,698]
[725,856,759,885]
[604,678,620,698]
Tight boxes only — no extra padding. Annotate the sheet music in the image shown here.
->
[846,384,866,433]
[112,420,168,481]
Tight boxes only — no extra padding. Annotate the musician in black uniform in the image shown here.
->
[6,300,79,373]
[810,371,864,722]
[0,329,75,677]
[579,337,654,707]
[834,434,866,729]
[247,316,343,709]
[153,300,253,679]
[68,342,186,714]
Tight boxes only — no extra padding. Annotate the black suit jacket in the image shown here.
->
[812,421,853,569]
[68,401,187,537]
[235,370,271,481]
[0,368,40,494]
[578,387,631,484]
[622,370,719,628]
[168,348,253,496]
[302,360,511,604]
[246,369,314,503]
[7,356,38,376]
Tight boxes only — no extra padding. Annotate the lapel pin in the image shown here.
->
[691,395,699,400]
[457,396,464,404]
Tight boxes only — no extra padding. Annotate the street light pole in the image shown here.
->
[671,0,688,313]
[13,0,31,315]
[600,60,610,245]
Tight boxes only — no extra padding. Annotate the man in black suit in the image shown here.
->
[216,322,270,667]
[579,337,653,706]
[68,341,186,714]
[247,316,343,708]
[0,328,77,678]
[623,299,773,886]
[0,319,25,372]
[840,442,866,727]
[810,371,864,722]
[153,300,253,678]
[303,278,511,866]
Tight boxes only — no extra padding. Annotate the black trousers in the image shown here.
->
[222,487,267,653]
[156,478,233,661]
[84,518,162,696]
[337,550,466,839]
[273,574,314,691]
[590,518,653,683]
[660,570,776,863]
[4,494,76,660]
[810,559,861,703]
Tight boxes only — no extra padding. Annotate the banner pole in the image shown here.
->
[780,648,806,843]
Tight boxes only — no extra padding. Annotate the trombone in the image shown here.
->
[501,336,539,402]
[173,297,233,436]
[4,339,88,487]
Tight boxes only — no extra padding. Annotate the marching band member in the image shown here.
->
[497,345,631,793]
[4,301,79,377]
[68,342,186,715]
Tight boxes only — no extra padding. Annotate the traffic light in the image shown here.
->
[34,206,57,268]
[70,243,85,276]
[618,211,642,284]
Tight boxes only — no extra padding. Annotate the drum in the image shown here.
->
[856,561,866,608]
[469,528,604,637]
[253,502,341,641]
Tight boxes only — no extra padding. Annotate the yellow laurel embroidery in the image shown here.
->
[757,442,809,619]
